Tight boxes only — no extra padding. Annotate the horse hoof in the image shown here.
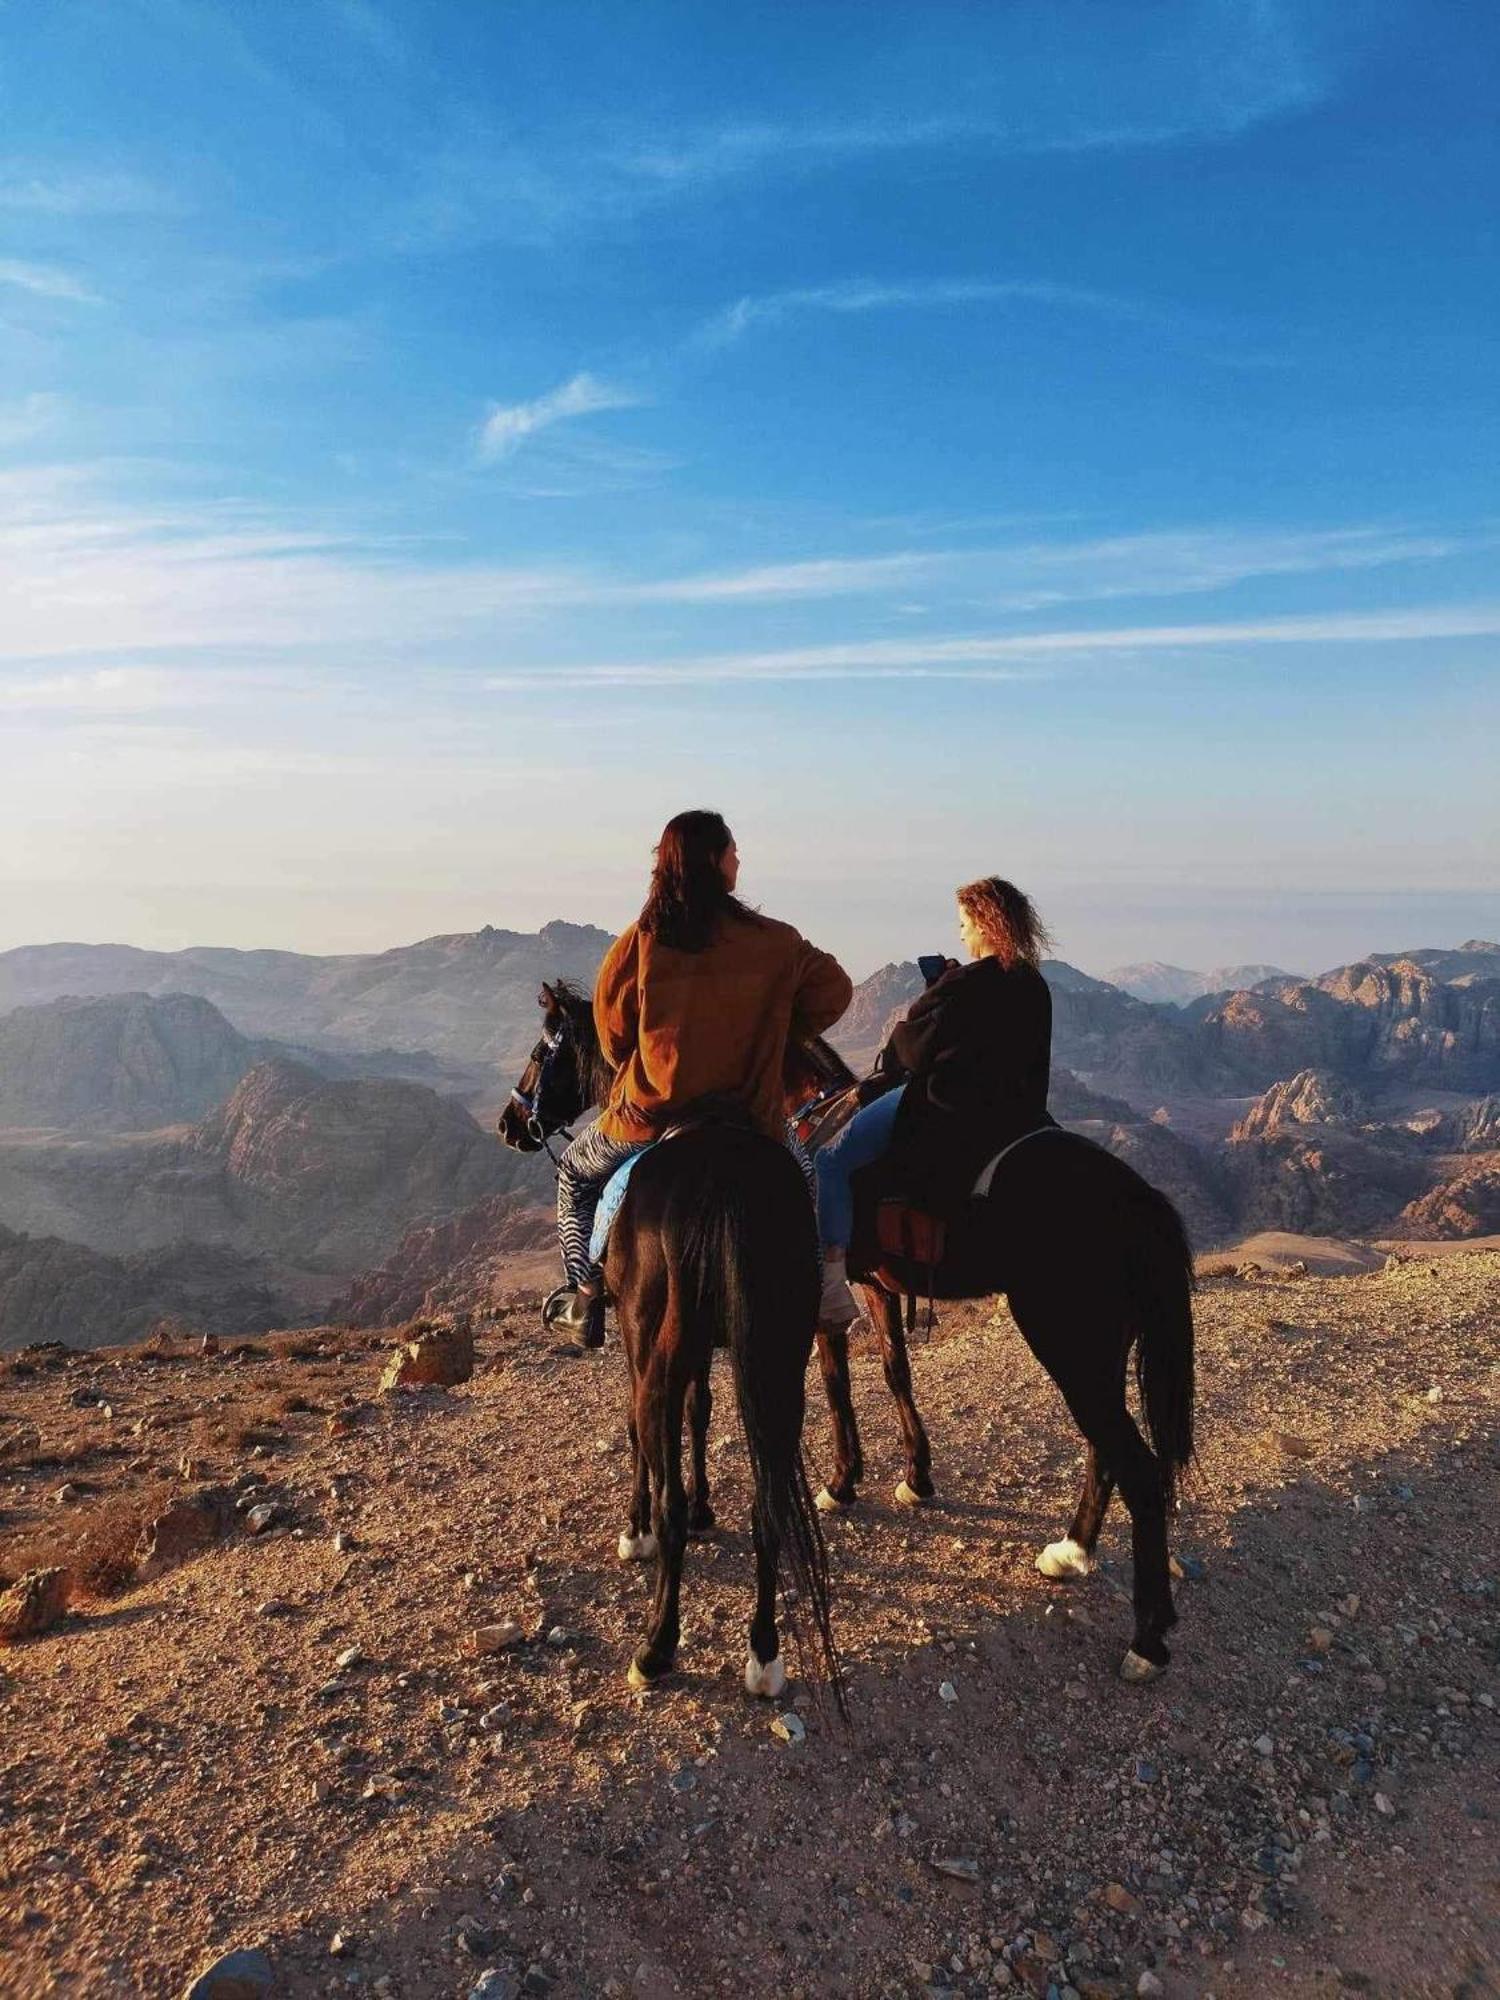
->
[815,1486,853,1513]
[617,1531,657,1562]
[1120,1648,1167,1685]
[1036,1537,1094,1581]
[627,1654,671,1692]
[744,1650,786,1698]
[894,1479,929,1507]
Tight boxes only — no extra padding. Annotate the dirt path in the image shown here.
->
[1,1255,1496,1998]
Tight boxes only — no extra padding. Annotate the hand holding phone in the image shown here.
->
[918,954,953,986]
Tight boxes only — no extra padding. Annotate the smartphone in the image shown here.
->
[917,954,950,985]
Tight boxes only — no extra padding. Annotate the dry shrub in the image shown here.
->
[1,1481,168,1602]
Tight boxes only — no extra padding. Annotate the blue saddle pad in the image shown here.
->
[589,1144,658,1267]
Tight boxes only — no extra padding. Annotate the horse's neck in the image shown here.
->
[564,1001,613,1109]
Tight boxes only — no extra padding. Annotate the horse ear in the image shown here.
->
[539,982,556,1009]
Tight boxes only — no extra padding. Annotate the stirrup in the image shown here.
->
[542,1286,607,1346]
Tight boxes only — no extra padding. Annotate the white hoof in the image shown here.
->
[1036,1536,1094,1581]
[744,1650,786,1699]
[626,1657,652,1692]
[1120,1648,1166,1685]
[815,1486,849,1514]
[894,1480,927,1507]
[617,1530,657,1562]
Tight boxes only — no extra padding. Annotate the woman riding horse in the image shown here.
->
[816,875,1053,1326]
[549,808,851,1345]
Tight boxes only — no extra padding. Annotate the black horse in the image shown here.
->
[506,984,1196,1684]
[501,983,841,1705]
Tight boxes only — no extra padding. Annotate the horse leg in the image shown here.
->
[1036,1442,1115,1580]
[744,1484,787,1698]
[1101,1410,1178,1681]
[686,1361,716,1537]
[813,1325,865,1511]
[617,1411,656,1562]
[627,1358,689,1688]
[865,1286,935,1504]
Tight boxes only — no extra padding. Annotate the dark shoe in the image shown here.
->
[542,1286,606,1346]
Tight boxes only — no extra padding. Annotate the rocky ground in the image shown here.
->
[1,1250,1496,1999]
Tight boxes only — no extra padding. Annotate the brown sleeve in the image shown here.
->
[791,938,854,1038]
[592,926,640,1070]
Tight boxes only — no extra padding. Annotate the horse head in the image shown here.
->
[497,980,598,1151]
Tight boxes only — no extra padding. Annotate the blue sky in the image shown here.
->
[1,0,1496,977]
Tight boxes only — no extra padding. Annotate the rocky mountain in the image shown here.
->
[0,1061,535,1285]
[329,1192,555,1327]
[0,1223,286,1351]
[0,922,614,1071]
[1398,1158,1500,1238]
[0,993,256,1132]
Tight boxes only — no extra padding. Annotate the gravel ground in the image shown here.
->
[0,1250,1496,1999]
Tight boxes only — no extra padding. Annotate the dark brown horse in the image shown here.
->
[793,1042,1197,1684]
[501,984,842,1704]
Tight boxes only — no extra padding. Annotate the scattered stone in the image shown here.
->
[330,1932,354,1958]
[1340,1593,1361,1617]
[243,1504,279,1536]
[1308,1624,1335,1652]
[938,1681,958,1704]
[182,1946,275,1999]
[545,1625,571,1647]
[1253,1734,1275,1759]
[0,1567,70,1644]
[1103,1882,1141,1916]
[1374,1792,1396,1816]
[668,1767,698,1794]
[1273,1432,1316,1459]
[135,1485,235,1579]
[54,1482,82,1504]
[456,1914,497,1959]
[335,1646,363,1670]
[1136,1974,1164,1998]
[379,1316,474,1392]
[771,1711,806,1744]
[463,1620,525,1658]
[468,1973,520,2000]
[333,1531,355,1554]
[929,1855,980,1883]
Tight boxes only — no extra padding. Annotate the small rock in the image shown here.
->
[1340,1593,1361,1617]
[468,1971,520,2000]
[1136,1974,1164,1998]
[456,1915,496,1959]
[1308,1625,1334,1653]
[330,1932,354,1958]
[545,1625,571,1648]
[1374,1792,1396,1817]
[463,1620,525,1658]
[182,1946,275,1999]
[335,1647,363,1670]
[1426,1385,1442,1404]
[521,1967,552,1996]
[771,1712,806,1744]
[668,1767,698,1794]
[1253,1734,1274,1758]
[54,1482,82,1505]
[929,1855,980,1883]
[379,1316,474,1392]
[1272,1432,1315,1459]
[1103,1882,1140,1915]
[333,1531,355,1554]
[243,1503,279,1536]
[938,1680,958,1704]
[0,1568,69,1644]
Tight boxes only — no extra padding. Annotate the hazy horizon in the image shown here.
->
[2,3,1496,983]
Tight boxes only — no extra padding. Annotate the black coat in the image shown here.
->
[882,955,1054,1213]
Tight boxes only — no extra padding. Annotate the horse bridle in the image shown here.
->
[509,1021,576,1164]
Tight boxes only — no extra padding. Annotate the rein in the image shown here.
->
[510,1023,576,1169]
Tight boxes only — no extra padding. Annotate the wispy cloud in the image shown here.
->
[699,278,1149,348]
[485,603,1500,688]
[0,258,98,304]
[475,373,643,463]
[0,394,67,447]
[0,164,177,215]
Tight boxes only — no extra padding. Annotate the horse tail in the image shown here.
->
[682,1135,846,1717]
[1123,1180,1197,1508]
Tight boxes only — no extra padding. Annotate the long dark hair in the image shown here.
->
[638,808,754,953]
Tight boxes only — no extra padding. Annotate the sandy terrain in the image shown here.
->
[1,1249,1496,1999]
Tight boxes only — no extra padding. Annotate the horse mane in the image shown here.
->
[548,979,616,1110]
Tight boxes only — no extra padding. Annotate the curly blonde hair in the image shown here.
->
[956,877,1053,969]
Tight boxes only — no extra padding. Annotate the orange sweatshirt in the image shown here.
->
[592,911,852,1142]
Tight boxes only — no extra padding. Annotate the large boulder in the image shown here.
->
[0,1566,69,1643]
[134,1484,236,1580]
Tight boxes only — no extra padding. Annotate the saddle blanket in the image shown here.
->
[588,1124,818,1268]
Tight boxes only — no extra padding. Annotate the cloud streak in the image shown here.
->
[475,372,643,462]
[698,278,1153,348]
[0,258,98,304]
[485,603,1500,687]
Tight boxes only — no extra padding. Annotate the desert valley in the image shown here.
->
[1,925,1497,1352]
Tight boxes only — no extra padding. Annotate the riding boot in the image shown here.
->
[819,1251,858,1327]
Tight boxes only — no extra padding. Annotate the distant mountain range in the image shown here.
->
[1103,961,1301,1005]
[1,925,1497,1345]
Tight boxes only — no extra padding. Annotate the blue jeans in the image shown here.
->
[815,1084,905,1250]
